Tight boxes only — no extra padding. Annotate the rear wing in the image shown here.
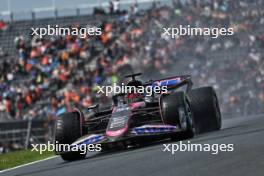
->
[144,75,193,93]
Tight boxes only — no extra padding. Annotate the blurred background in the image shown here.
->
[0,0,263,154]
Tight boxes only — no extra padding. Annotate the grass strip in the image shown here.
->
[0,149,54,171]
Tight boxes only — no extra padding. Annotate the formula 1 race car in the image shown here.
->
[54,73,221,161]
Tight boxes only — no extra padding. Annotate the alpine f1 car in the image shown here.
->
[54,73,222,161]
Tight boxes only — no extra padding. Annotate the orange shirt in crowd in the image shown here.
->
[71,93,80,103]
[0,21,7,30]
[30,48,40,58]
[64,90,80,103]
[104,24,112,32]
[25,63,33,72]
[59,73,67,82]
[61,51,69,61]
[5,100,11,113]
[41,55,49,65]
[101,33,110,44]
[25,95,32,105]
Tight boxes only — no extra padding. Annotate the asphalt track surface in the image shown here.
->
[1,115,264,176]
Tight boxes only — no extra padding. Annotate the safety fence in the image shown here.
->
[0,119,54,150]
[0,0,171,22]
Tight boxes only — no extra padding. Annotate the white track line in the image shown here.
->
[0,156,58,173]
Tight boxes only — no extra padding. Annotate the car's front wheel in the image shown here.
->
[54,112,86,161]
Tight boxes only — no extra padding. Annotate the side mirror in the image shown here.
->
[87,104,99,112]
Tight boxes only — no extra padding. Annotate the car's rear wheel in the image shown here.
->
[161,92,195,140]
[188,87,222,134]
[55,112,86,161]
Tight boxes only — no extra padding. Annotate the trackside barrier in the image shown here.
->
[0,119,54,149]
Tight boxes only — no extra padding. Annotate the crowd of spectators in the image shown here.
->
[0,14,132,120]
[113,0,264,116]
[0,0,263,122]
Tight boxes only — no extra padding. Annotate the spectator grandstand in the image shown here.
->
[0,0,263,126]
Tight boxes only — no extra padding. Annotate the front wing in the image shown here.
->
[73,124,181,146]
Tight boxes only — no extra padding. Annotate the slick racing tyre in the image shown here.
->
[161,92,195,140]
[188,87,222,134]
[55,112,86,161]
